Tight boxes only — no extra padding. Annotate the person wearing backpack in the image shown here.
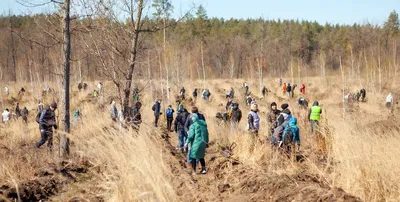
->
[280,117,300,152]
[229,102,242,126]
[36,102,58,149]
[152,99,161,127]
[308,101,322,134]
[272,103,292,145]
[166,105,175,132]
[174,107,190,152]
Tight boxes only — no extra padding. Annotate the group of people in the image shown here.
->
[2,102,29,124]
[282,83,302,98]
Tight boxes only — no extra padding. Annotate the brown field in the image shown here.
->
[0,77,399,201]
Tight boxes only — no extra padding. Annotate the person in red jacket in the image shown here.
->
[300,83,306,95]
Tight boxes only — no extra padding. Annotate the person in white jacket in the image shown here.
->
[386,93,394,109]
[2,109,10,123]
[4,87,9,96]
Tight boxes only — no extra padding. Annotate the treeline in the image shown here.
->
[0,9,399,88]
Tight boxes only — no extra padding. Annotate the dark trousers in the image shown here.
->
[154,115,160,127]
[191,158,206,171]
[36,129,53,148]
[167,118,173,131]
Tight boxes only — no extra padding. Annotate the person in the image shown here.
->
[247,103,260,134]
[21,107,29,124]
[176,98,184,113]
[36,102,58,149]
[37,100,44,114]
[292,84,297,97]
[201,89,211,101]
[272,104,292,145]
[360,88,366,102]
[282,83,287,95]
[300,83,306,95]
[185,113,209,175]
[246,96,252,106]
[71,110,81,126]
[44,84,50,93]
[262,86,267,98]
[18,87,26,95]
[227,87,235,99]
[180,87,186,99]
[174,107,190,152]
[83,83,88,90]
[78,83,83,91]
[286,83,292,97]
[354,91,361,102]
[15,103,21,118]
[229,102,242,125]
[267,102,281,137]
[130,101,142,130]
[226,98,233,111]
[93,90,98,97]
[2,109,10,123]
[308,101,322,134]
[5,87,10,96]
[386,93,394,109]
[110,101,118,121]
[280,78,283,86]
[192,89,198,100]
[298,97,308,109]
[97,82,103,93]
[184,106,206,134]
[133,87,140,102]
[152,99,161,127]
[166,105,175,132]
[280,117,300,152]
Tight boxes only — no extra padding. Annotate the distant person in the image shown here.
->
[360,88,366,102]
[21,107,29,124]
[37,100,44,114]
[292,84,297,97]
[2,109,10,124]
[174,107,190,152]
[262,86,268,99]
[152,99,161,127]
[192,89,198,100]
[308,101,322,134]
[247,104,260,134]
[78,83,83,91]
[201,89,211,101]
[133,87,140,102]
[226,87,235,99]
[282,83,287,95]
[229,102,242,125]
[280,78,283,86]
[83,83,88,90]
[185,113,209,175]
[130,102,142,130]
[71,110,81,126]
[18,87,26,96]
[354,91,361,102]
[15,103,21,118]
[166,105,175,132]
[110,101,118,121]
[97,82,103,93]
[36,102,58,149]
[300,83,306,95]
[226,98,233,111]
[386,93,394,109]
[267,102,281,137]
[4,87,10,96]
[272,104,292,145]
[93,90,98,97]
[286,83,292,97]
[246,96,252,106]
[180,87,186,99]
[298,97,309,109]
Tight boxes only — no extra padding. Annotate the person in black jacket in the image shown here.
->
[36,102,58,149]
[184,106,206,134]
[192,89,198,100]
[174,107,190,152]
[130,101,142,131]
[152,99,161,127]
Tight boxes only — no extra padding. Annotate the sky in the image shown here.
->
[1,0,399,25]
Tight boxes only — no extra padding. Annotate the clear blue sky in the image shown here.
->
[1,0,399,25]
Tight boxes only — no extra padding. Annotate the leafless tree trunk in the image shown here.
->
[123,0,144,116]
[350,47,354,77]
[340,56,345,119]
[9,14,17,81]
[257,57,263,96]
[201,40,206,88]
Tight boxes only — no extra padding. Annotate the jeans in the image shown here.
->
[287,92,291,97]
[36,129,53,148]
[178,130,187,149]
[154,115,160,127]
[167,118,173,131]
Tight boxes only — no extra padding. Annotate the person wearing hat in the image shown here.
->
[36,102,58,149]
[272,103,292,145]
[174,106,190,152]
[247,103,260,134]
[267,102,281,137]
[184,106,206,134]
[185,113,209,175]
[152,99,162,127]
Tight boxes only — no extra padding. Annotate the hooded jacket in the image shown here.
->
[186,117,209,159]
[282,117,300,144]
[174,109,190,132]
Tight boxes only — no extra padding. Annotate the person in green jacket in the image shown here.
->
[185,113,209,175]
[308,101,322,134]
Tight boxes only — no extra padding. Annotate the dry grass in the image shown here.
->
[1,76,400,201]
